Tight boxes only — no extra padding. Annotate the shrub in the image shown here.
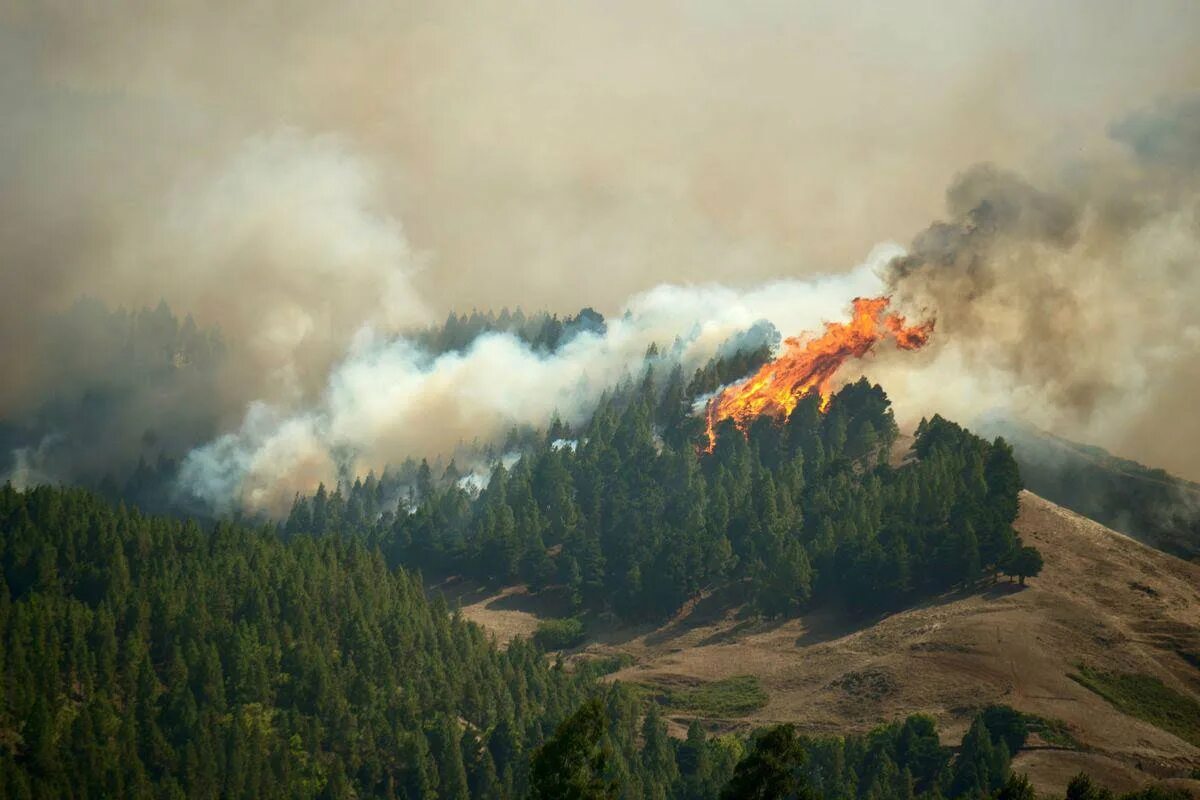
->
[535,617,586,649]
[1070,666,1200,747]
[646,675,769,718]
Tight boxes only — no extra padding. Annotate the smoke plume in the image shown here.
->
[869,96,1200,478]
[178,251,894,513]
[3,2,1200,500]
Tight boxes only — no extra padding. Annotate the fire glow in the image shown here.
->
[704,296,933,449]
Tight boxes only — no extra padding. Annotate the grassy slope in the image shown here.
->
[464,491,1200,794]
[638,675,770,718]
[1071,667,1200,748]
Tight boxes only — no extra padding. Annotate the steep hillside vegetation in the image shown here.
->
[286,378,1037,626]
[1,485,1100,800]
[0,486,630,798]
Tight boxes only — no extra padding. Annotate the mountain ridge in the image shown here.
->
[973,415,1200,561]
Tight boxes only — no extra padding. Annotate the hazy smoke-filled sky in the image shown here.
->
[3,1,1200,492]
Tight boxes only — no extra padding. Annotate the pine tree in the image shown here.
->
[640,706,679,800]
[529,699,618,800]
[720,724,811,800]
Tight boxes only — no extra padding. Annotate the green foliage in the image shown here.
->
[645,675,769,718]
[534,617,587,650]
[711,709,1056,800]
[1064,771,1191,800]
[0,485,624,798]
[980,704,1032,753]
[950,716,1011,798]
[1028,717,1078,750]
[1070,666,1200,747]
[676,722,744,800]
[1067,772,1116,800]
[996,772,1037,800]
[981,704,1078,752]
[572,653,635,679]
[1114,785,1193,800]
[799,713,948,800]
[0,484,780,800]
[411,306,607,356]
[292,374,1035,626]
[720,724,811,800]
[1000,545,1044,585]
[0,508,1058,800]
[529,698,617,800]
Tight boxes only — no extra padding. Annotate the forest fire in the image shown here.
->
[704,297,933,449]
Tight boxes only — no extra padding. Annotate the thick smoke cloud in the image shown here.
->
[147,130,431,397]
[5,2,1199,386]
[179,252,893,513]
[0,126,429,487]
[874,96,1200,478]
[3,1,1200,496]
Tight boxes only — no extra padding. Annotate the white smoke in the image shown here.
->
[456,451,524,497]
[7,433,66,491]
[128,129,431,402]
[178,244,902,513]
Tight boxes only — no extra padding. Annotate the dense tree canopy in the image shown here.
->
[288,369,1038,623]
[0,485,611,798]
[0,486,1169,800]
[529,699,617,800]
[410,307,607,356]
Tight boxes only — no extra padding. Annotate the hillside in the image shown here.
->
[3,484,1085,800]
[461,491,1200,796]
[974,415,1200,561]
[0,485,725,799]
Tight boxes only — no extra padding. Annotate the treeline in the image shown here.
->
[0,299,225,492]
[530,697,1187,800]
[0,486,1168,799]
[288,371,1040,621]
[1,484,779,799]
[715,715,1191,800]
[409,307,608,355]
[0,485,607,798]
[2,300,613,504]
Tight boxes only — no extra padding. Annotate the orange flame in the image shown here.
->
[704,296,932,450]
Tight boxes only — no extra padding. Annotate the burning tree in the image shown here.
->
[704,296,933,450]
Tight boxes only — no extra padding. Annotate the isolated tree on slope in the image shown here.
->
[1002,545,1044,585]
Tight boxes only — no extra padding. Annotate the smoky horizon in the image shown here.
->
[3,1,1200,505]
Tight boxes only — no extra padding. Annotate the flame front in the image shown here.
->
[704,296,933,449]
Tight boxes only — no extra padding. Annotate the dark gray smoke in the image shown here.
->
[876,96,1200,479]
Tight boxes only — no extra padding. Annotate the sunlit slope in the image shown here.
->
[476,491,1200,794]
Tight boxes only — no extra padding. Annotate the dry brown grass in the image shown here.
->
[431,579,545,647]
[454,492,1200,794]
